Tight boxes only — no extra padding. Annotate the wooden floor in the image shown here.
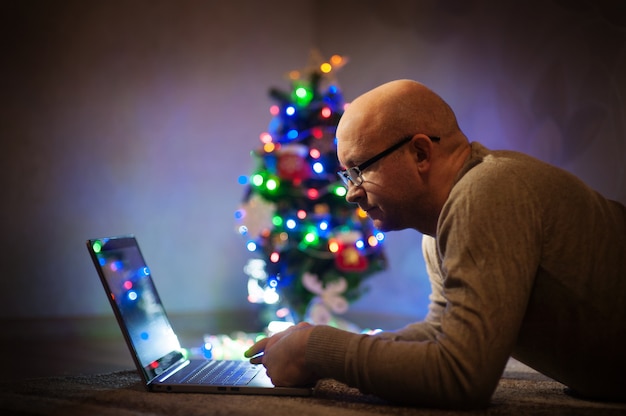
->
[0,311,411,382]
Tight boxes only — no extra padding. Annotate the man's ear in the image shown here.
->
[412,134,433,169]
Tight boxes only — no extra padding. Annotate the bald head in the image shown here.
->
[336,80,464,150]
[335,80,471,235]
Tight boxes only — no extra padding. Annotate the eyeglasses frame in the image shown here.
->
[337,134,440,187]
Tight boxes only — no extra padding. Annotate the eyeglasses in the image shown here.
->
[337,135,440,187]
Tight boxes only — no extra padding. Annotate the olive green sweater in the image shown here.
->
[305,142,626,408]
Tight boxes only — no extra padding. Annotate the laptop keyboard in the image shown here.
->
[185,360,261,386]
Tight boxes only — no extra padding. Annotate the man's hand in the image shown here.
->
[244,322,317,387]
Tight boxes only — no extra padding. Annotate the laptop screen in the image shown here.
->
[88,236,184,380]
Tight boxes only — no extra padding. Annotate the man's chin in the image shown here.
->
[374,222,396,232]
[370,217,391,232]
[367,209,399,231]
[370,216,401,233]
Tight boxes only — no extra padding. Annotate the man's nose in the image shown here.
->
[345,183,364,204]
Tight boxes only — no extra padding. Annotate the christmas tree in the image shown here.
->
[235,53,387,329]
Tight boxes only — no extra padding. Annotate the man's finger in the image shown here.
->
[244,337,269,358]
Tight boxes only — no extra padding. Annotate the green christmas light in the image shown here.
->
[292,82,314,107]
[266,178,278,191]
[251,174,264,187]
[304,232,316,243]
[302,228,320,246]
[333,185,347,197]
[92,241,102,253]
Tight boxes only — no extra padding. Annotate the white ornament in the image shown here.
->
[302,272,349,325]
[236,194,276,238]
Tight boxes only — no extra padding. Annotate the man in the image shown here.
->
[245,80,626,408]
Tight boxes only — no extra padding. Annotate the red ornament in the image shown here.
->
[335,246,368,272]
[277,148,311,181]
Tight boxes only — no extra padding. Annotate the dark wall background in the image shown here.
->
[1,0,624,320]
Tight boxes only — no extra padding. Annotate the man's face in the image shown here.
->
[337,132,421,233]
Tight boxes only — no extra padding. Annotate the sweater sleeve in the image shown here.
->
[305,155,542,408]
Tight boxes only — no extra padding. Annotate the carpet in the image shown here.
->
[1,360,625,416]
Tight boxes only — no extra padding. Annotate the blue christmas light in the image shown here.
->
[312,162,324,174]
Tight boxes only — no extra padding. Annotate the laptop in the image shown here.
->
[86,235,312,396]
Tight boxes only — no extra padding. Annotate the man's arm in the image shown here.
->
[247,165,541,408]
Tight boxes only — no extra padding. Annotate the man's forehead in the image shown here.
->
[336,108,372,145]
[336,133,367,167]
